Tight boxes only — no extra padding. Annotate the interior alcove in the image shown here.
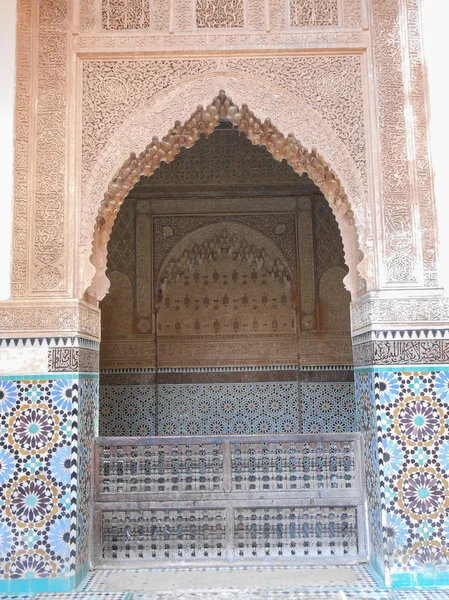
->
[99,123,354,437]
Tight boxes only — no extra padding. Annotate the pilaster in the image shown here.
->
[0,300,100,593]
[352,293,449,587]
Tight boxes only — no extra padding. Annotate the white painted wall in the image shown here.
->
[0,0,16,300]
[421,0,449,295]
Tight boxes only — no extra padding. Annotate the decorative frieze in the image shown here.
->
[76,30,366,52]
[352,329,449,367]
[0,302,100,339]
[351,297,449,333]
[48,347,100,373]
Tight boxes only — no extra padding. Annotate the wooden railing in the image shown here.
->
[93,433,366,567]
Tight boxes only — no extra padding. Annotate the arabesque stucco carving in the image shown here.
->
[87,89,365,301]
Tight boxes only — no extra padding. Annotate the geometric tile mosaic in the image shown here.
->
[301,383,355,432]
[33,594,131,600]
[0,377,78,583]
[375,367,449,584]
[355,366,449,587]
[0,373,99,593]
[76,377,99,576]
[157,382,300,435]
[99,382,355,436]
[393,592,449,599]
[79,565,380,592]
[132,592,384,600]
[355,370,384,582]
[99,385,155,437]
[1,564,449,598]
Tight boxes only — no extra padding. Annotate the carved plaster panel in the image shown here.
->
[82,56,365,188]
[0,301,100,339]
[101,0,151,30]
[248,0,265,29]
[12,0,33,297]
[101,271,134,338]
[314,196,347,279]
[297,333,353,366]
[289,0,338,27]
[157,336,298,367]
[353,339,449,367]
[12,0,68,297]
[136,211,152,325]
[33,0,68,293]
[79,0,362,34]
[319,267,351,331]
[83,81,365,300]
[76,31,366,52]
[149,196,298,215]
[11,0,439,336]
[157,250,296,339]
[153,215,297,281]
[351,297,449,333]
[297,197,316,327]
[370,0,436,287]
[196,0,244,28]
[100,338,157,368]
[140,127,304,188]
[404,0,437,287]
[48,347,100,372]
[106,205,135,275]
[341,0,362,28]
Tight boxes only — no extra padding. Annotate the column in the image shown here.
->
[0,300,99,593]
[352,294,449,587]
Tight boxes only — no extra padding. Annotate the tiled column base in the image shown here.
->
[0,337,99,594]
[356,363,449,588]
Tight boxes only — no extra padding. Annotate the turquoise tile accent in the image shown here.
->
[0,374,98,593]
[74,562,89,590]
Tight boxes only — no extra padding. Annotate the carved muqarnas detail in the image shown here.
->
[92,90,356,300]
[157,228,292,303]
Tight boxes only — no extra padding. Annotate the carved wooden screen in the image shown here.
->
[93,433,365,566]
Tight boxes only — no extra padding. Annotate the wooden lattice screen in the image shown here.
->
[93,433,366,567]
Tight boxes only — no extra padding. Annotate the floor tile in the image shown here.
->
[33,593,131,600]
[393,592,449,600]
[81,565,379,593]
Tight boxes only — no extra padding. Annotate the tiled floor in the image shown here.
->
[1,566,449,600]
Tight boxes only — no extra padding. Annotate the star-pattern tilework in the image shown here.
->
[375,368,449,581]
[0,377,79,582]
[355,371,384,580]
[99,382,355,436]
[76,377,99,576]
[301,383,355,432]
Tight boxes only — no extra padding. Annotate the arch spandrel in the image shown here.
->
[82,80,371,301]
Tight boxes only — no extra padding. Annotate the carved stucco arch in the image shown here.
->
[83,77,370,300]
[156,222,295,307]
